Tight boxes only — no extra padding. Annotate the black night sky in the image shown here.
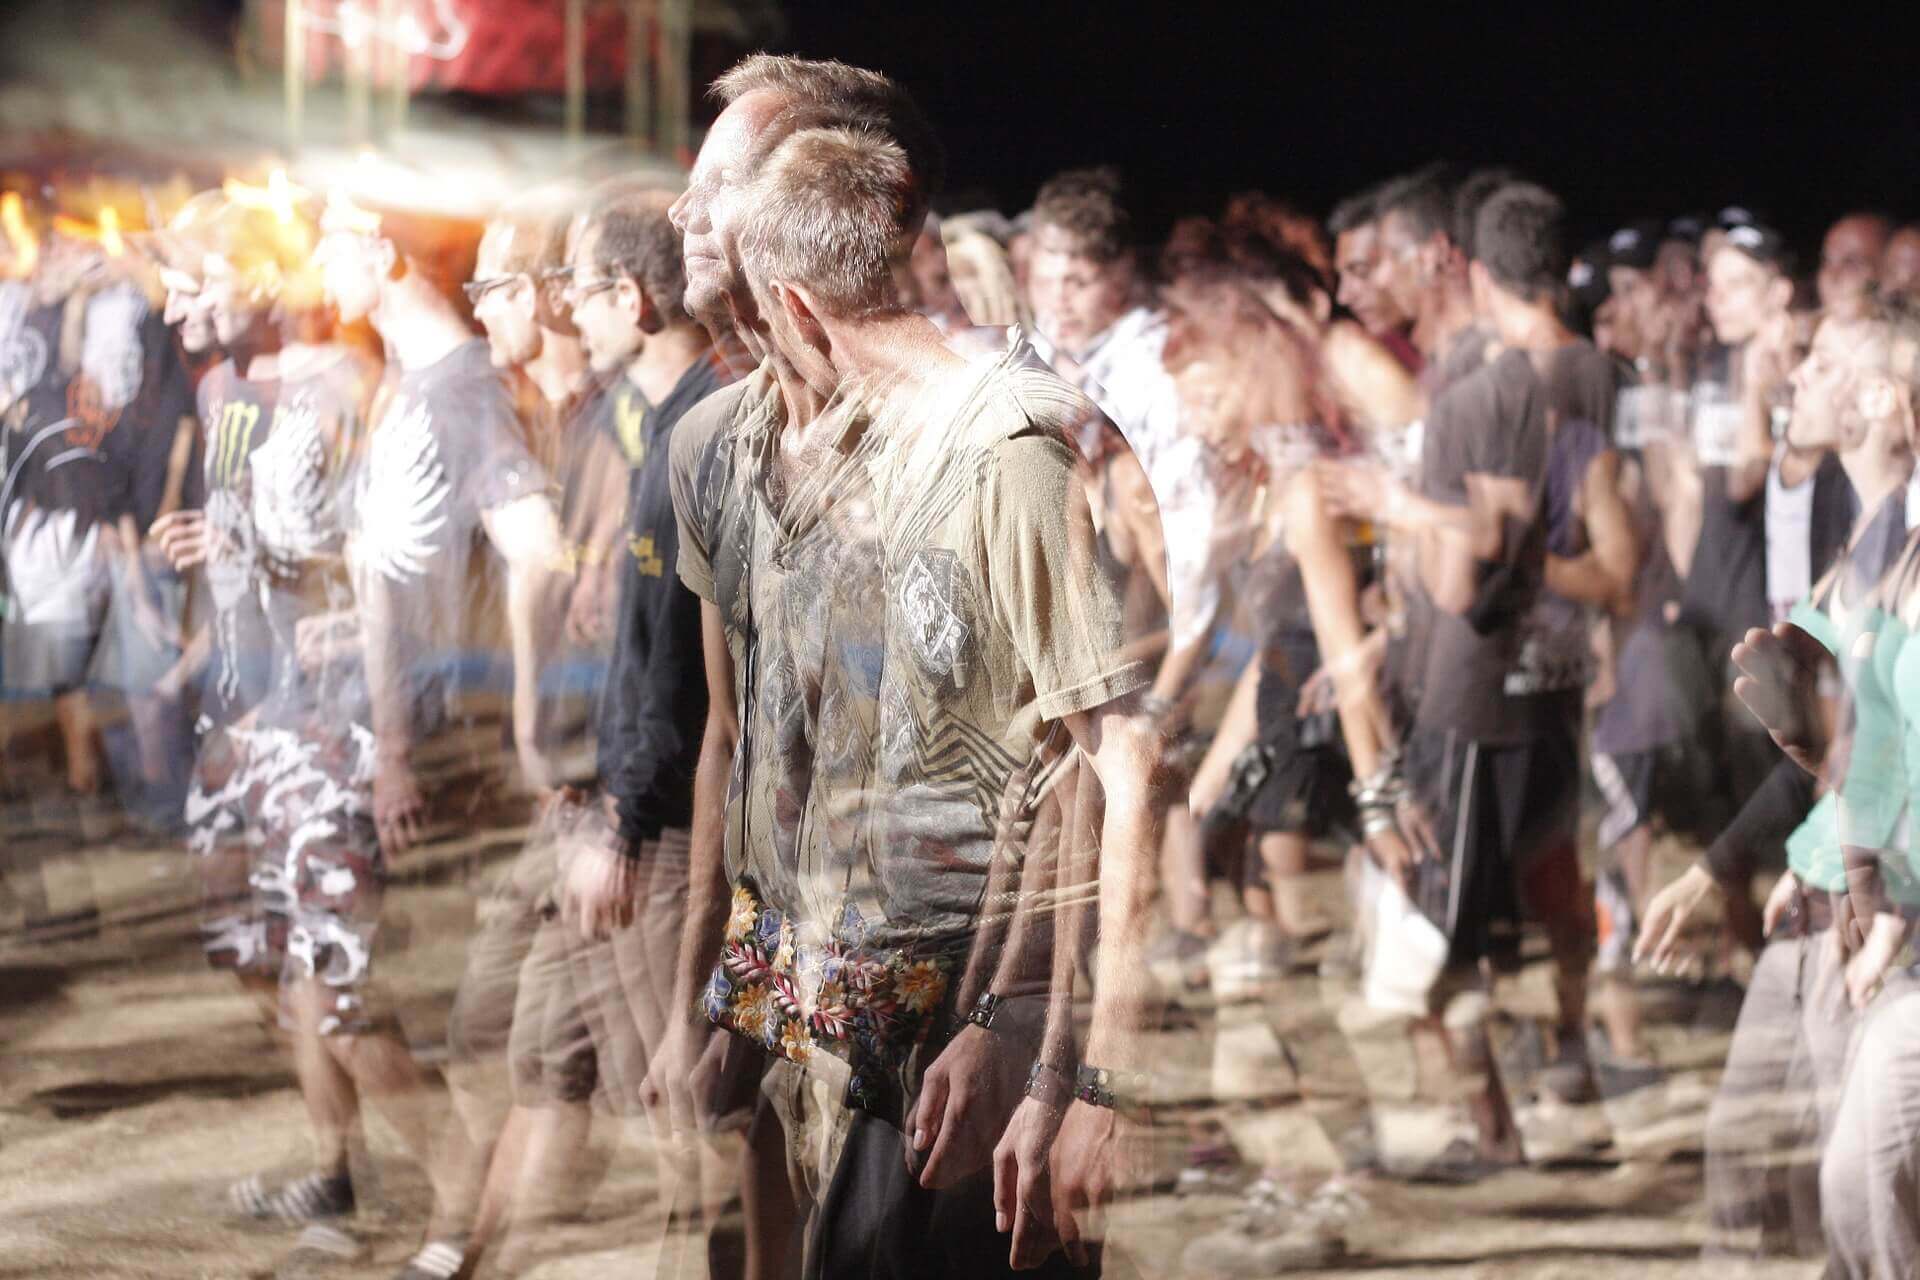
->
[767,4,1920,256]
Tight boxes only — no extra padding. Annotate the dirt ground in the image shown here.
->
[0,773,1823,1280]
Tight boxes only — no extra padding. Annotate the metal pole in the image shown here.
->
[380,0,407,138]
[284,0,305,149]
[565,0,586,145]
[344,3,371,147]
[660,0,690,163]
[623,0,652,145]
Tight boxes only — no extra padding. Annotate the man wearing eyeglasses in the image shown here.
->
[313,193,572,1280]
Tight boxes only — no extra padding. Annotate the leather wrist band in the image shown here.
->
[965,991,1004,1031]
[1024,1060,1073,1111]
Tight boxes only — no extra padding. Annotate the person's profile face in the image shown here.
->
[470,225,539,370]
[1787,315,1880,451]
[1335,222,1401,335]
[670,91,777,326]
[200,253,263,348]
[1370,210,1426,325]
[566,224,641,375]
[1704,245,1775,345]
[160,267,215,354]
[1027,228,1129,352]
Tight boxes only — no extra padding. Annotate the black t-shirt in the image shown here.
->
[195,359,281,725]
[352,338,547,728]
[597,354,733,851]
[1678,343,1768,646]
[1415,341,1615,744]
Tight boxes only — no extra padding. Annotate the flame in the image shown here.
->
[1,192,38,276]
[223,168,306,225]
[51,209,125,258]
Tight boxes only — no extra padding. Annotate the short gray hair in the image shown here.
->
[738,125,911,319]
[710,53,944,229]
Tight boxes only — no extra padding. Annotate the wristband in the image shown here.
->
[965,991,1004,1031]
[1024,1060,1072,1111]
[1074,1063,1150,1114]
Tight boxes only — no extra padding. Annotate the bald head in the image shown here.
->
[1820,212,1892,322]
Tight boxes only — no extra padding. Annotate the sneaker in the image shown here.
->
[1147,928,1213,995]
[1175,1143,1243,1197]
[229,1170,355,1225]
[394,1238,468,1280]
[1536,1037,1601,1105]
[1397,1135,1522,1185]
[276,1223,366,1279]
[1208,919,1293,1004]
[1182,1178,1346,1277]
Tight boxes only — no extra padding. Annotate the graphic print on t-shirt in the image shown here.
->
[0,281,47,410]
[356,397,452,583]
[250,393,335,568]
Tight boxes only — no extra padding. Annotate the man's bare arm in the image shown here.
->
[482,493,570,788]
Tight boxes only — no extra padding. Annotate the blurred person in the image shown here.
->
[142,191,391,1264]
[1816,211,1890,325]
[1328,183,1418,372]
[1655,223,1804,917]
[1638,303,1917,1260]
[1333,182,1634,1170]
[315,192,571,1280]
[657,57,1165,1276]
[557,181,741,1277]
[1882,223,1920,308]
[942,218,1025,330]
[428,187,636,1276]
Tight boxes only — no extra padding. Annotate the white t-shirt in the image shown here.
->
[1765,443,1817,621]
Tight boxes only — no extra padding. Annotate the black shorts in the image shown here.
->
[1406,720,1591,971]
[1591,739,1724,852]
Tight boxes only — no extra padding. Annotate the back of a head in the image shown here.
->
[740,125,913,319]
[712,53,945,231]
[1474,181,1567,305]
[587,186,689,325]
[1376,163,1457,246]
[1032,166,1133,264]
[1452,166,1520,263]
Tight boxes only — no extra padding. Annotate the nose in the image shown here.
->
[668,188,693,233]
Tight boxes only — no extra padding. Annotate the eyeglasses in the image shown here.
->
[462,274,520,305]
[564,274,622,305]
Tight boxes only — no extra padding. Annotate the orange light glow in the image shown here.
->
[0,192,38,276]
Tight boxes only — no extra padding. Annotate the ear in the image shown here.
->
[633,282,664,335]
[1859,372,1900,424]
[375,237,400,281]
[1766,277,1793,313]
[774,279,825,341]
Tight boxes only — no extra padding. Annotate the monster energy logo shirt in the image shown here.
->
[196,358,280,725]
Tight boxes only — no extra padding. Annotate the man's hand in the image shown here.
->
[149,509,212,571]
[1365,823,1421,895]
[1732,622,1834,776]
[1762,869,1804,939]
[1050,1100,1139,1269]
[1842,912,1910,1010]
[640,1016,729,1141]
[564,570,610,647]
[372,751,426,856]
[1634,863,1723,974]
[1295,665,1338,718]
[562,834,639,942]
[295,612,362,673]
[1316,458,1400,528]
[908,1024,1024,1189]
[993,1096,1065,1270]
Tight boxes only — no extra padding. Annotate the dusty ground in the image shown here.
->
[0,768,1821,1279]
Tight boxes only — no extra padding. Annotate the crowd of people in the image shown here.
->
[8,50,1920,1280]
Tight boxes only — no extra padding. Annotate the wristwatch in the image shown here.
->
[965,991,1004,1031]
[1073,1063,1151,1115]
[1024,1060,1073,1111]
